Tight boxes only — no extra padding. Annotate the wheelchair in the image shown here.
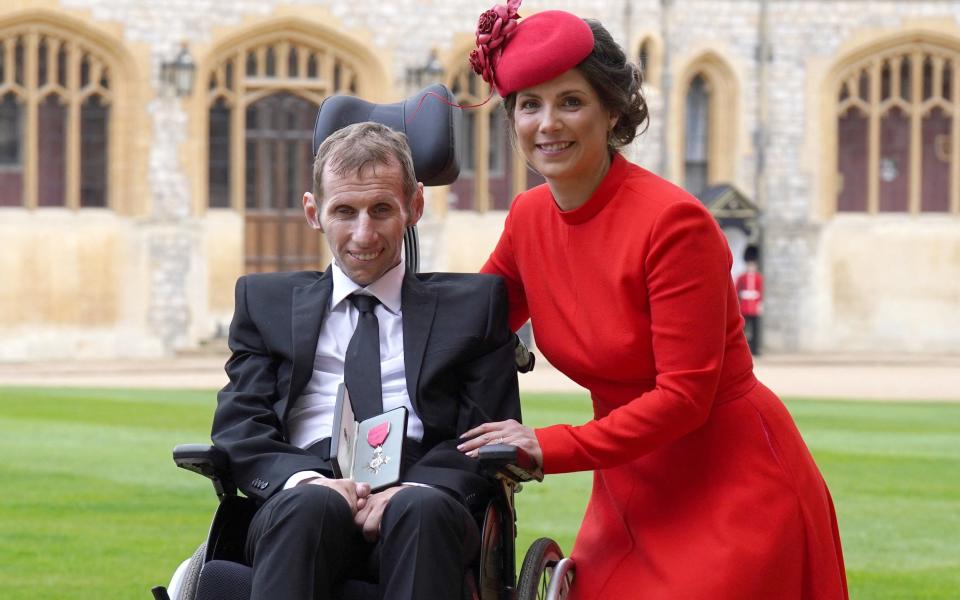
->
[151,83,574,600]
[152,441,572,600]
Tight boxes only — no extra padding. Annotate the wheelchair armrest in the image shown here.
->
[514,335,536,373]
[173,444,229,477]
[173,444,236,498]
[478,443,543,483]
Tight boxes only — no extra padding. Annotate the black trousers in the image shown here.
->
[744,315,761,355]
[244,484,479,600]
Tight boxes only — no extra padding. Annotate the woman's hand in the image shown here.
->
[457,419,543,468]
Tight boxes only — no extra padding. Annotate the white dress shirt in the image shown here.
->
[284,260,425,489]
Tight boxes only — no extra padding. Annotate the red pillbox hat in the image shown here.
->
[469,3,595,97]
[493,10,594,95]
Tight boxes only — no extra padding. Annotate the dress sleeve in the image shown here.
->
[535,201,732,474]
[480,207,530,332]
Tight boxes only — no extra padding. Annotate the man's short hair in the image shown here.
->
[312,122,418,207]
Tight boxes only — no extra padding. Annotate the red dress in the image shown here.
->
[481,154,847,599]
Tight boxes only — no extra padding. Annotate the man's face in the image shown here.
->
[304,159,423,286]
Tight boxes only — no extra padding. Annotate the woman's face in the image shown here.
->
[512,68,617,187]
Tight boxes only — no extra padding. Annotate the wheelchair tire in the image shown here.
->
[171,543,206,600]
[516,537,571,600]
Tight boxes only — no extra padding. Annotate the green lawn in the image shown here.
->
[1,387,958,599]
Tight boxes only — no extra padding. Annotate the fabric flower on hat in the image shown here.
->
[477,9,498,35]
[470,0,522,85]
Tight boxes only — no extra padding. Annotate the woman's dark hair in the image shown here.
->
[503,19,649,150]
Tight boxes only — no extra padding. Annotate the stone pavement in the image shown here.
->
[0,352,957,401]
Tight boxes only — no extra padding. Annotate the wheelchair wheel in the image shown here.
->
[169,542,205,600]
[516,537,574,600]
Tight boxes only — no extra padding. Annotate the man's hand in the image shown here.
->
[457,419,543,468]
[303,477,371,515]
[353,485,410,542]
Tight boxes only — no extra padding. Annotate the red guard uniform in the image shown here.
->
[482,154,847,599]
[736,269,763,354]
[735,270,764,317]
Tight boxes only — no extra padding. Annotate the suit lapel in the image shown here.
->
[287,268,333,423]
[401,272,437,412]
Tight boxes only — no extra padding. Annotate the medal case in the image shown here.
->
[329,383,408,492]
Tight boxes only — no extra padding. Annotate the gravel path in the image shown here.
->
[0,353,957,401]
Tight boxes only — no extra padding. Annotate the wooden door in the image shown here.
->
[244,92,324,273]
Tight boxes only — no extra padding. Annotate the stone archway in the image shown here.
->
[820,30,960,218]
[670,50,740,190]
[199,19,388,273]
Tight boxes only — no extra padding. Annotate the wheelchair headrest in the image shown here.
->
[312,84,460,186]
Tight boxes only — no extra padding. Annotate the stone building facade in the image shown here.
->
[1,0,958,359]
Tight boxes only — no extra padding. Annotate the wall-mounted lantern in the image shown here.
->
[406,49,444,89]
[160,43,196,97]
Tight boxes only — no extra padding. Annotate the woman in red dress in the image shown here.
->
[457,4,848,599]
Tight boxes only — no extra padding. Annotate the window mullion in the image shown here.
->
[931,56,944,100]
[255,46,267,77]
[45,38,56,89]
[65,41,80,209]
[231,53,246,212]
[475,106,490,212]
[909,51,923,214]
[952,56,960,215]
[24,31,39,210]
[3,38,14,87]
[276,42,290,79]
[320,50,334,98]
[65,95,80,209]
[297,44,309,79]
[867,59,881,214]
[708,74,720,185]
[890,56,902,100]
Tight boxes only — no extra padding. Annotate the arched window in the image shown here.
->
[205,31,368,272]
[636,35,662,89]
[0,27,113,208]
[673,52,737,193]
[639,40,650,76]
[447,63,543,212]
[834,41,959,214]
[684,74,710,196]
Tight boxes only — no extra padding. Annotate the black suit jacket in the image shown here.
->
[211,268,520,510]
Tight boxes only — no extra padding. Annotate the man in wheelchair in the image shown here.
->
[210,121,521,600]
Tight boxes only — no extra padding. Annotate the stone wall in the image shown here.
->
[758,1,960,350]
[0,0,958,358]
[0,211,162,359]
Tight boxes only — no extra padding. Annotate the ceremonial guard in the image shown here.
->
[735,245,764,355]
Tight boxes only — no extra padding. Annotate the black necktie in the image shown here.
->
[344,294,382,420]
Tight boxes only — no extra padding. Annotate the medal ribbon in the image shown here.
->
[367,421,390,447]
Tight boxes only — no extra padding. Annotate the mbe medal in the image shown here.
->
[366,421,391,474]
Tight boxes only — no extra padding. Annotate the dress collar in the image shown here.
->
[330,260,405,315]
[555,152,628,225]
